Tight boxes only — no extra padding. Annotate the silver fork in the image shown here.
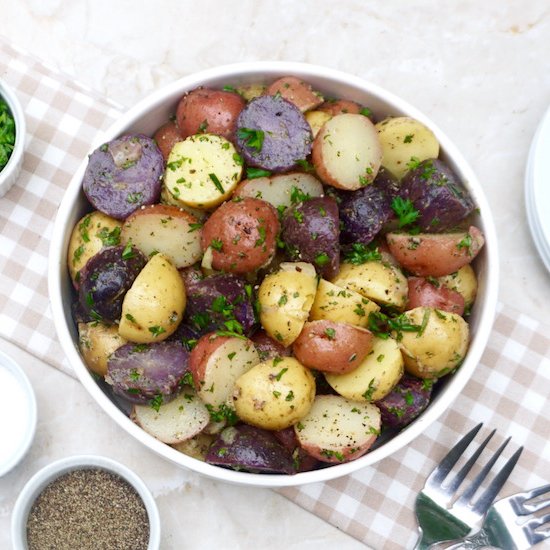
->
[414,423,523,549]
[430,484,550,549]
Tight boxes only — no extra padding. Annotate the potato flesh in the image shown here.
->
[164,134,242,209]
[310,279,379,327]
[325,336,404,402]
[332,261,408,310]
[398,307,469,378]
[119,253,186,343]
[313,114,382,190]
[233,357,316,430]
[78,322,127,377]
[305,110,332,137]
[375,116,440,179]
[438,265,478,308]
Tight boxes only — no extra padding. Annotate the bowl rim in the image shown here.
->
[0,77,26,189]
[48,61,499,487]
[10,454,161,550]
[0,350,37,477]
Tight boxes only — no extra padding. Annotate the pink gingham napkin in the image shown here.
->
[1,40,549,549]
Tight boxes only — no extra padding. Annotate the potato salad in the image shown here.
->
[69,76,484,474]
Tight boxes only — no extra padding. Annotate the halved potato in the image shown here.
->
[438,264,478,308]
[312,113,383,190]
[305,110,332,137]
[78,321,127,377]
[119,253,186,343]
[265,76,324,112]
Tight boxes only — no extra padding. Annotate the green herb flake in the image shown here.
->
[344,243,381,265]
[149,325,166,337]
[246,167,271,179]
[324,327,336,340]
[391,196,420,228]
[209,173,225,194]
[150,394,163,412]
[237,127,265,152]
[314,252,330,266]
[121,241,135,260]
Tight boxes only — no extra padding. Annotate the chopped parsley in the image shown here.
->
[344,243,381,264]
[237,127,265,152]
[246,167,271,179]
[0,99,16,170]
[209,172,225,194]
[391,196,420,228]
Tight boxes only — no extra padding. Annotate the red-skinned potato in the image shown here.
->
[295,395,381,463]
[265,76,324,112]
[189,332,259,408]
[201,197,280,274]
[293,320,374,374]
[153,120,183,161]
[176,88,245,139]
[407,277,465,315]
[251,330,292,362]
[386,226,485,277]
[318,99,362,116]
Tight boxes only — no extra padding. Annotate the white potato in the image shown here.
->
[67,211,122,285]
[119,253,186,343]
[310,279,379,327]
[172,432,216,461]
[325,336,404,402]
[164,134,242,209]
[312,113,383,190]
[160,185,207,220]
[332,260,408,310]
[233,357,316,431]
[438,264,478,308]
[132,387,209,444]
[398,306,470,378]
[295,395,381,463]
[78,321,127,377]
[305,110,332,137]
[258,262,318,346]
[121,204,202,268]
[375,116,440,179]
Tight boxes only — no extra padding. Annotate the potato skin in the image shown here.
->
[318,99,362,116]
[153,120,183,161]
[201,197,280,274]
[233,357,316,431]
[407,276,465,315]
[437,265,478,308]
[398,306,470,378]
[386,226,485,277]
[78,321,127,377]
[176,88,245,139]
[265,76,323,112]
[293,320,374,374]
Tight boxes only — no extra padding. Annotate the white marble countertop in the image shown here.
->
[1,1,549,548]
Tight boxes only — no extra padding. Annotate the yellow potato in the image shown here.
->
[305,110,332,137]
[438,265,478,308]
[397,306,470,378]
[375,116,440,179]
[310,279,379,327]
[119,253,186,343]
[78,322,127,377]
[325,336,404,402]
[233,357,316,430]
[67,211,122,285]
[258,262,318,346]
[331,261,408,310]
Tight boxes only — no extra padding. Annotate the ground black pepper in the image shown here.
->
[26,467,150,550]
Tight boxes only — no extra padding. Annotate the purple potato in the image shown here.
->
[250,330,292,362]
[281,196,340,278]
[78,245,147,323]
[184,273,256,335]
[338,168,399,245]
[168,322,201,351]
[273,427,319,472]
[82,135,164,220]
[400,158,474,232]
[106,340,190,404]
[376,375,433,429]
[205,424,296,474]
[236,95,313,173]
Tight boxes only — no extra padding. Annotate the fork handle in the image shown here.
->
[427,531,503,549]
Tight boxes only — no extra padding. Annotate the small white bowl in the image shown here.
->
[0,78,26,197]
[11,455,161,549]
[0,350,36,477]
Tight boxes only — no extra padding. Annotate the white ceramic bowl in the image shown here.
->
[0,78,25,197]
[11,454,161,549]
[48,62,499,487]
[0,350,36,477]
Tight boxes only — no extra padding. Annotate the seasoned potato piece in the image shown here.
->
[67,211,122,286]
[159,185,207,220]
[331,261,408,310]
[258,262,318,346]
[295,395,381,463]
[121,204,202,268]
[318,99,363,116]
[132,387,210,444]
[324,336,404,402]
[173,432,216,461]
[265,76,324,112]
[310,279,379,327]
[438,265,478,308]
[153,120,183,161]
[233,357,316,431]
[312,113,382,190]
[407,276,465,316]
[386,226,485,277]
[236,83,266,101]
[375,116,440,179]
[78,322,127,377]
[398,307,470,378]
[119,253,186,343]
[305,110,332,137]
[164,134,243,210]
[189,333,259,408]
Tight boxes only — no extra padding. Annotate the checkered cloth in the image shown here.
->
[1,39,549,550]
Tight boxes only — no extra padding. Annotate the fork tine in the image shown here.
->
[525,510,550,532]
[428,423,483,487]
[468,444,523,516]
[522,483,550,513]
